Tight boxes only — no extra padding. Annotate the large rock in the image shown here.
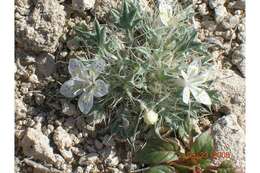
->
[213,69,245,130]
[15,0,66,53]
[21,124,56,163]
[211,114,245,171]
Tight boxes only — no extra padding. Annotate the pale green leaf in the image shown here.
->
[182,86,190,104]
[60,79,84,98]
[78,91,94,114]
[136,138,179,164]
[68,59,85,77]
[191,131,213,155]
[147,165,175,173]
[94,79,109,98]
[190,86,212,105]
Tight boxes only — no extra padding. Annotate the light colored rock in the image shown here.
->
[231,44,245,76]
[53,154,67,170]
[75,166,84,173]
[34,93,45,105]
[16,0,66,53]
[53,126,74,149]
[102,148,119,167]
[214,5,228,24]
[84,164,95,173]
[108,167,121,173]
[36,53,56,77]
[208,0,226,9]
[59,149,74,162]
[118,163,124,170]
[232,1,245,10]
[138,0,153,14]
[213,69,245,129]
[79,153,99,165]
[15,98,27,120]
[24,159,62,173]
[237,31,246,43]
[29,74,40,84]
[53,126,75,162]
[72,0,96,12]
[207,37,223,48]
[21,125,56,163]
[224,30,236,40]
[211,114,245,171]
[106,154,119,167]
[125,163,138,171]
[222,15,240,29]
[71,147,86,157]
[198,3,208,15]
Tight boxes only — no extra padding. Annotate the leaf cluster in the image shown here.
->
[61,0,219,151]
[135,125,235,173]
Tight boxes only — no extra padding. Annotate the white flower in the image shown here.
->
[144,109,159,125]
[60,58,109,114]
[180,60,215,106]
[158,0,173,26]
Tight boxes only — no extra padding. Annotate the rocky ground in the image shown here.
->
[15,0,245,172]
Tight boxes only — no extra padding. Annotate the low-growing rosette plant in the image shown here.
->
[59,0,235,172]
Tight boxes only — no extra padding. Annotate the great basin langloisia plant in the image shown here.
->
[60,0,234,172]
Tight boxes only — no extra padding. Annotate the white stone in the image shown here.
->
[53,126,74,149]
[15,98,27,120]
[211,114,245,171]
[21,126,56,163]
[72,0,96,12]
[213,69,245,129]
[208,0,226,9]
[79,153,99,165]
[214,5,228,24]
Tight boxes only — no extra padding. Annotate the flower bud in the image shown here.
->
[143,109,158,125]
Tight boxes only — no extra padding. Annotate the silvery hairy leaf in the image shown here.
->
[68,59,85,77]
[93,79,109,98]
[189,86,212,105]
[78,91,94,114]
[158,0,173,26]
[60,79,84,98]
